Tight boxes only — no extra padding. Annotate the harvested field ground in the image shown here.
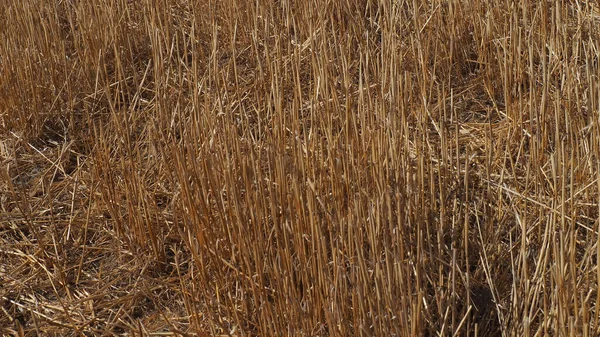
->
[2,0,600,336]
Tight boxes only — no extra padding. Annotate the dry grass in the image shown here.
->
[2,0,600,336]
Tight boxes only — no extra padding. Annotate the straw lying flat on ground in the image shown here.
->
[1,0,600,336]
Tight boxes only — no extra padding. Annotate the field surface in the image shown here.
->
[2,0,600,336]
